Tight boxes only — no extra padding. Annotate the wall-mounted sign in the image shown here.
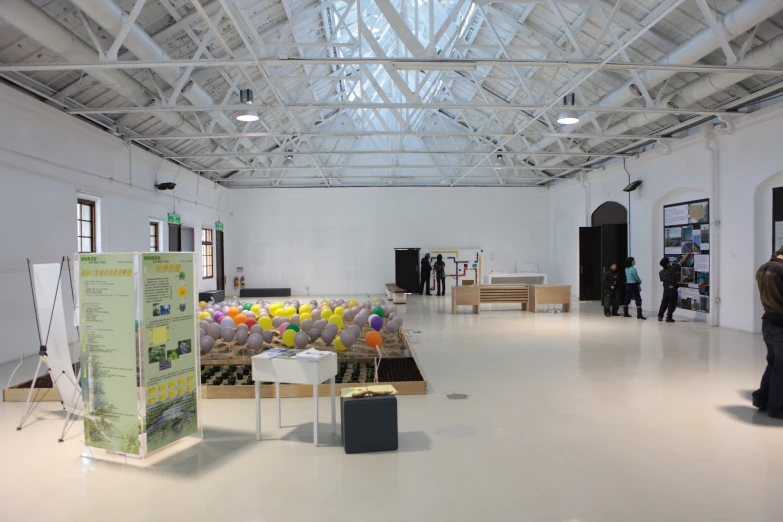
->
[167,213,181,225]
[215,222,224,231]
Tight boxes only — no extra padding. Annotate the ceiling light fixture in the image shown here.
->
[392,61,478,71]
[282,152,294,168]
[493,153,504,167]
[236,88,259,122]
[557,93,579,125]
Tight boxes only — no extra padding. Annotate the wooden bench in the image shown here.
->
[529,285,571,313]
[386,284,407,304]
[451,285,530,314]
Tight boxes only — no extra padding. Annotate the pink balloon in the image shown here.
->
[279,322,290,335]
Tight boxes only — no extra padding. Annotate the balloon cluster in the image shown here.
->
[197,297,403,354]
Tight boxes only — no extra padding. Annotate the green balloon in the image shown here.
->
[243,303,252,311]
[372,306,385,318]
[285,323,300,333]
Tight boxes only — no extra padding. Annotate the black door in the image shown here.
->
[181,226,195,252]
[169,224,181,251]
[395,248,420,293]
[215,230,225,291]
[579,227,601,301]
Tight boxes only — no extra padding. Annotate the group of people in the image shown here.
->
[420,253,447,296]
[602,252,693,321]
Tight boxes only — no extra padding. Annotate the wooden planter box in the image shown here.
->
[201,379,426,399]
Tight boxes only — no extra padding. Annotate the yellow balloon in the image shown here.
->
[322,308,333,320]
[270,302,282,312]
[320,301,330,308]
[251,304,261,314]
[347,300,358,308]
[259,316,273,330]
[299,304,312,315]
[328,314,343,330]
[334,306,345,317]
[282,329,296,347]
[299,313,312,322]
[334,336,347,352]
[199,311,210,321]
[199,301,207,310]
[275,308,287,317]
[284,305,296,318]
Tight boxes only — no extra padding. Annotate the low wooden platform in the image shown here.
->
[529,284,571,313]
[451,284,530,314]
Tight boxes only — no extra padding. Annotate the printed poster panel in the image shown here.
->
[142,253,198,453]
[80,254,140,455]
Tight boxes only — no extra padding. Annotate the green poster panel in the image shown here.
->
[141,253,198,453]
[80,254,140,455]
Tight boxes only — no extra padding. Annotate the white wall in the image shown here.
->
[0,83,228,364]
[550,101,783,333]
[225,188,551,295]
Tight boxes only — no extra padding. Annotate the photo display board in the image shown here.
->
[663,199,710,313]
[772,187,783,252]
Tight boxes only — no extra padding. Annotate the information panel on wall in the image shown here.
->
[772,187,783,252]
[663,199,710,313]
[141,253,198,453]
[79,254,141,455]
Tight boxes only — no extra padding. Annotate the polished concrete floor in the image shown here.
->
[1,296,780,521]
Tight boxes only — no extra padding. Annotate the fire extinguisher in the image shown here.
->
[240,275,246,289]
[233,276,239,289]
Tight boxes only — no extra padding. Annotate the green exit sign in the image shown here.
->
[168,213,181,224]
[215,222,224,231]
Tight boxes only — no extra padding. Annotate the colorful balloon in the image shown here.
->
[334,306,345,317]
[227,306,240,318]
[322,308,333,320]
[259,316,273,330]
[347,299,358,308]
[220,317,235,328]
[284,305,296,318]
[242,303,252,311]
[199,301,207,310]
[285,323,300,333]
[334,336,347,351]
[279,322,290,335]
[365,331,382,349]
[370,315,383,331]
[199,311,211,321]
[328,314,343,331]
[299,304,312,315]
[282,329,296,347]
[234,314,247,325]
[372,306,385,318]
[251,304,262,314]
[245,318,257,329]
[299,312,312,323]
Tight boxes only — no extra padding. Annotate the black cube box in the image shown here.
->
[341,395,398,454]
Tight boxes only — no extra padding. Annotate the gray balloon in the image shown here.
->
[311,309,321,321]
[236,323,249,332]
[206,323,222,340]
[235,329,249,345]
[200,320,210,331]
[388,312,397,321]
[250,324,264,335]
[221,306,230,313]
[300,319,314,333]
[329,300,338,308]
[310,300,318,307]
[200,335,215,354]
[221,328,235,342]
[248,333,264,351]
[293,300,301,310]
[348,324,362,338]
[340,330,356,348]
[205,307,216,314]
[314,319,329,331]
[388,303,397,313]
[321,329,336,345]
[309,329,321,342]
[283,301,291,307]
[230,300,240,307]
[354,313,368,326]
[291,314,300,325]
[272,316,283,328]
[343,309,355,322]
[242,310,255,318]
[204,315,214,323]
[261,330,275,344]
[394,316,404,326]
[324,322,338,334]
[200,327,206,338]
[294,331,309,349]
[386,320,399,334]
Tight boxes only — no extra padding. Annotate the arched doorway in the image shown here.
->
[579,202,628,301]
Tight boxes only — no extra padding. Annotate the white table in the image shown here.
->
[251,353,338,446]
[483,272,547,285]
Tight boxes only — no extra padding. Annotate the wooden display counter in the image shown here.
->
[529,284,572,313]
[451,284,572,314]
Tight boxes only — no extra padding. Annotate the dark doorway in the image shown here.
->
[579,227,601,301]
[579,203,628,301]
[181,226,195,252]
[395,248,420,293]
[168,224,181,251]
[215,230,225,291]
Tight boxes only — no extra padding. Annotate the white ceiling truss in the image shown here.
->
[2,0,783,187]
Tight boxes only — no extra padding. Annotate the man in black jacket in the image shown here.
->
[753,247,783,418]
[420,253,432,296]
[603,262,620,317]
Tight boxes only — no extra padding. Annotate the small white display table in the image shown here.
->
[484,272,547,285]
[251,353,338,446]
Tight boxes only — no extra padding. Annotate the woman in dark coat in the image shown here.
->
[603,262,621,317]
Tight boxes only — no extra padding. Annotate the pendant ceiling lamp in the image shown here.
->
[236,88,259,122]
[557,93,579,125]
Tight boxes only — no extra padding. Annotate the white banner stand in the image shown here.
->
[16,258,83,442]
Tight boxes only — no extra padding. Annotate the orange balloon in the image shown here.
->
[227,306,240,318]
[234,314,247,325]
[365,331,383,349]
[320,301,330,309]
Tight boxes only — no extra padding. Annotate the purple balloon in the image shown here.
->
[214,312,226,323]
[370,315,383,331]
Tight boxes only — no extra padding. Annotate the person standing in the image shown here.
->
[752,247,783,418]
[624,257,646,320]
[434,254,447,296]
[420,253,432,296]
[657,252,691,322]
[602,262,621,317]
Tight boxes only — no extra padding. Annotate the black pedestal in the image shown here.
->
[341,395,398,454]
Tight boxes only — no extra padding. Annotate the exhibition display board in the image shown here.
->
[79,253,200,458]
[663,199,710,313]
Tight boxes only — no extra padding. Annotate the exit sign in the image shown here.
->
[215,222,224,231]
[168,213,181,224]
